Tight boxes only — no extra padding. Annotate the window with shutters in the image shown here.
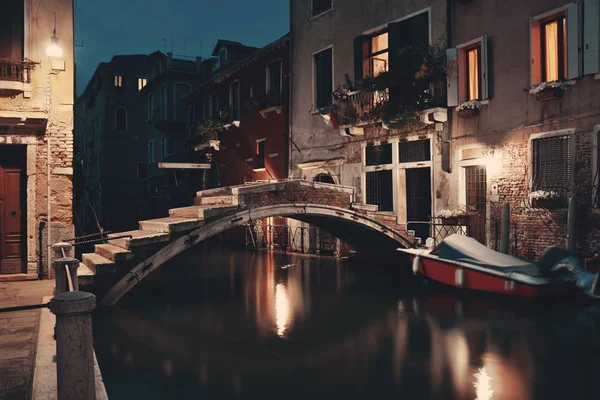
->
[399,139,431,163]
[137,77,147,91]
[203,96,211,119]
[532,135,571,195]
[530,4,581,85]
[114,75,123,87]
[229,80,240,120]
[365,143,393,166]
[447,37,489,107]
[312,0,332,17]
[147,140,155,163]
[313,47,333,109]
[210,92,219,118]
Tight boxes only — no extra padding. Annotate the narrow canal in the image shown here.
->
[93,243,600,400]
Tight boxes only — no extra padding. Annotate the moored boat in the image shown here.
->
[398,234,600,299]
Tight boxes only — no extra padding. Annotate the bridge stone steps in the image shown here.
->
[108,230,171,250]
[95,244,134,263]
[195,195,234,206]
[78,262,95,286]
[169,204,237,219]
[82,253,116,276]
[139,217,204,233]
[195,186,233,198]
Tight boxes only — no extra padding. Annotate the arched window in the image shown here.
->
[115,107,127,132]
[314,173,335,184]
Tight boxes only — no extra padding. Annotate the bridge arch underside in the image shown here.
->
[101,204,412,306]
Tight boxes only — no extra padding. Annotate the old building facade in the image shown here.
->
[0,0,74,280]
[289,0,449,253]
[445,0,600,259]
[290,0,600,258]
[75,54,151,234]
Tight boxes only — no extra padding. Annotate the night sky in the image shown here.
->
[74,0,289,95]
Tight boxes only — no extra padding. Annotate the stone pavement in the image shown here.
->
[0,281,54,400]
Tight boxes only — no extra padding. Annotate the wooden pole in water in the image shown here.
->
[500,203,510,254]
[568,195,577,252]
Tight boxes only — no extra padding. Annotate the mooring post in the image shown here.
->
[568,195,577,252]
[500,203,510,254]
[52,257,80,295]
[52,242,73,259]
[49,291,97,400]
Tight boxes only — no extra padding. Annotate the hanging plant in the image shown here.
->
[187,119,223,143]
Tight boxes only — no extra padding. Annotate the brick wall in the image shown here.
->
[241,182,352,209]
[488,132,600,259]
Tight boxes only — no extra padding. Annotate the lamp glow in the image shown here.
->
[46,30,63,58]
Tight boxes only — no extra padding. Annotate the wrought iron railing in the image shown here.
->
[0,58,35,84]
[246,224,338,255]
[406,218,470,247]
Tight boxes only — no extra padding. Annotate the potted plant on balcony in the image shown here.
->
[187,119,223,150]
[530,81,567,102]
[458,100,482,118]
[529,190,564,209]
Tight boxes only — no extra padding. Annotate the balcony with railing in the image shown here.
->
[0,58,36,96]
[150,104,186,132]
[258,89,284,118]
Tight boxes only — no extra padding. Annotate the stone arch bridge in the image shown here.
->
[80,180,415,306]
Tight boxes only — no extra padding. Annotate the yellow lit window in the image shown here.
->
[542,16,566,82]
[114,75,123,87]
[369,32,389,76]
[137,77,147,91]
[466,45,480,101]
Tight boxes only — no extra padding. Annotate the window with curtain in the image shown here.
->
[115,107,127,132]
[541,15,566,82]
[313,48,333,109]
[137,77,147,91]
[365,32,389,77]
[466,45,481,100]
[114,75,123,87]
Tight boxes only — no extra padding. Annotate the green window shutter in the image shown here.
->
[567,2,583,80]
[446,48,459,107]
[584,0,600,75]
[480,35,490,100]
[354,35,366,85]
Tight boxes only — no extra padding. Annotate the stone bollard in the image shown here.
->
[49,291,97,400]
[53,242,74,259]
[52,258,80,295]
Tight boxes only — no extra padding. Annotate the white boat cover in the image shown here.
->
[431,234,543,275]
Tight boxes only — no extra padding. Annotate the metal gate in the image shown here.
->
[465,165,487,244]
[365,170,393,212]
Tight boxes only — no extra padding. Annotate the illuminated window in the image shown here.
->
[532,135,571,194]
[466,45,481,101]
[541,15,566,82]
[137,77,147,91]
[312,0,332,17]
[114,75,123,87]
[365,32,389,77]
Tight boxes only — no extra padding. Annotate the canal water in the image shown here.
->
[93,244,600,400]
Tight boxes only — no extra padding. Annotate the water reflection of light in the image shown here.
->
[275,283,290,337]
[445,330,470,398]
[474,366,494,400]
[397,301,405,315]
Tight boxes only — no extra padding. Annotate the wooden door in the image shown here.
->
[406,168,432,242]
[465,165,487,244]
[0,147,25,274]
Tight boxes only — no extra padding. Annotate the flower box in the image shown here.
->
[535,88,564,102]
[531,198,564,209]
[458,108,479,118]
[441,217,459,225]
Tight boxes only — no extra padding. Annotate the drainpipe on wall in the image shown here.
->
[38,219,46,279]
[46,72,52,279]
[442,0,453,173]
[287,0,294,178]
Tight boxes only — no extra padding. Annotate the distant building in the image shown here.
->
[0,0,74,280]
[74,54,152,234]
[142,52,206,217]
[184,36,289,246]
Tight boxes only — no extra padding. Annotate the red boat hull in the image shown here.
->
[407,253,557,298]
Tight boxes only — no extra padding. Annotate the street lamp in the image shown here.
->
[46,27,63,58]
